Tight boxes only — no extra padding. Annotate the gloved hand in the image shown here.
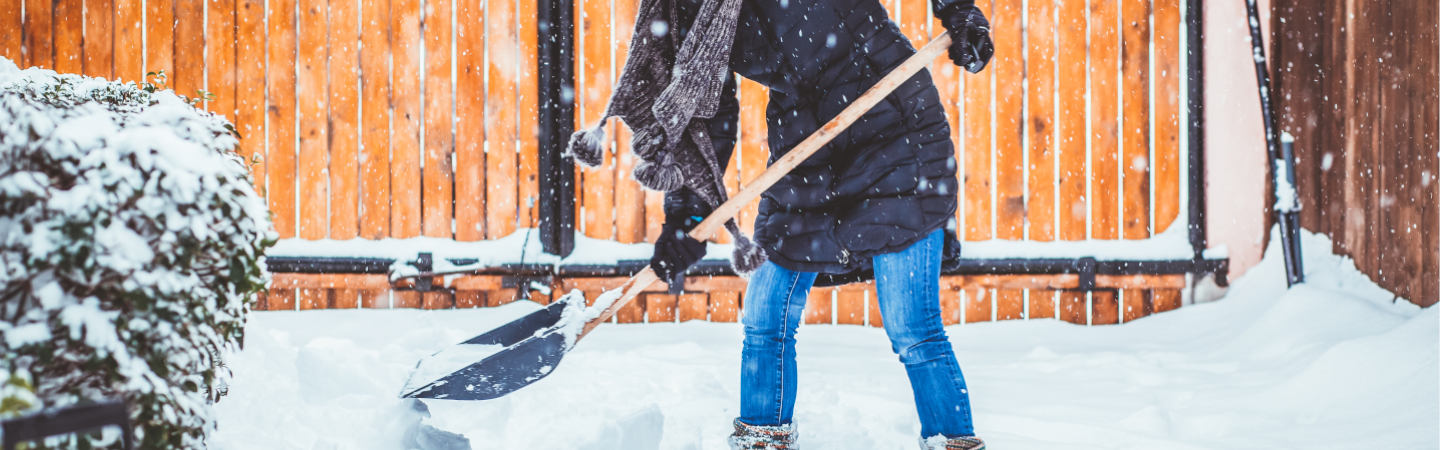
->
[651,215,706,294]
[940,2,995,73]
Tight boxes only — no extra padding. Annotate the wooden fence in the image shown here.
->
[1272,0,1439,306]
[2,0,1197,323]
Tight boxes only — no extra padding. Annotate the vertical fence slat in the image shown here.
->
[82,0,113,78]
[644,190,663,242]
[113,0,142,81]
[616,290,646,323]
[144,0,171,78]
[993,0,1024,242]
[172,0,202,96]
[865,283,882,327]
[235,0,265,197]
[205,0,235,117]
[298,287,329,309]
[578,0,613,240]
[1089,0,1120,240]
[1028,289,1056,319]
[390,0,422,237]
[268,288,297,310]
[646,293,678,323]
[484,0,518,239]
[1091,290,1118,324]
[1057,0,1087,240]
[804,287,834,325]
[1153,0,1182,233]
[359,289,388,308]
[297,0,328,240]
[454,0,483,241]
[359,0,392,239]
[1120,0,1151,240]
[1059,291,1086,324]
[1024,0,1057,319]
[898,0,925,42]
[1121,288,1149,321]
[964,285,991,323]
[53,0,82,74]
[329,0,359,239]
[516,0,542,230]
[267,0,297,238]
[940,287,961,325]
[611,0,645,243]
[836,287,865,325]
[0,0,19,63]
[1152,288,1181,312]
[678,292,708,322]
[962,0,993,241]
[23,0,53,69]
[421,0,453,238]
[709,290,740,323]
[332,289,358,309]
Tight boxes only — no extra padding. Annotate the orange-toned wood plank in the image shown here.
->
[678,293,709,322]
[644,190,664,242]
[516,0,541,230]
[0,0,20,63]
[422,292,453,310]
[81,0,113,78]
[296,0,328,240]
[1057,0,1087,241]
[1024,0,1056,243]
[962,0,994,241]
[993,0,1024,240]
[359,0,391,239]
[804,287,833,325]
[1120,0,1151,240]
[1153,0,1182,234]
[390,0,422,237]
[646,293,678,323]
[1089,0,1120,240]
[266,0,297,238]
[1121,288,1150,322]
[454,0,483,240]
[54,0,82,74]
[171,0,202,95]
[421,0,453,238]
[204,0,235,116]
[488,289,519,307]
[940,287,961,325]
[393,291,422,308]
[1091,290,1118,325]
[449,275,504,291]
[328,0,359,240]
[1058,291,1086,324]
[484,0,519,239]
[114,0,142,80]
[1028,289,1056,319]
[235,0,264,195]
[899,0,926,43]
[995,289,1024,320]
[610,0,643,243]
[332,289,359,309]
[251,291,268,310]
[578,0,614,240]
[144,0,171,77]
[710,291,741,323]
[964,286,991,323]
[268,288,297,310]
[269,273,390,289]
[683,275,750,293]
[1097,274,1186,290]
[737,79,768,236]
[616,290,646,323]
[23,0,53,69]
[836,288,865,325]
[1153,288,1181,313]
[456,290,485,309]
[298,288,329,310]
[865,283,883,328]
[359,290,389,308]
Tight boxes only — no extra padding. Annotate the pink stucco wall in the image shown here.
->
[1205,0,1271,278]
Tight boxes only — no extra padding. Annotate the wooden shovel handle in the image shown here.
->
[579,34,954,340]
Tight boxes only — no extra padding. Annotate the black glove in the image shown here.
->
[651,215,706,294]
[940,2,995,73]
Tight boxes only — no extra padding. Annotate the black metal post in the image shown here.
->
[537,0,576,257]
[1244,0,1303,287]
[1186,0,1207,262]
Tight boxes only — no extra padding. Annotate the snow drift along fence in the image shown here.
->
[3,0,1202,324]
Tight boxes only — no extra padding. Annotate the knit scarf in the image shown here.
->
[567,0,765,274]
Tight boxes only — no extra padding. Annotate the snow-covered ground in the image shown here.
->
[213,232,1438,449]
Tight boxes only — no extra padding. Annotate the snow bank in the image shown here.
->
[213,231,1436,449]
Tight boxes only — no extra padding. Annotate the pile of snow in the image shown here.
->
[0,57,274,448]
[212,231,1436,449]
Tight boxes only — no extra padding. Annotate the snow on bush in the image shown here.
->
[0,58,275,448]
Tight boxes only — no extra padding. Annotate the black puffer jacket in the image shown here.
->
[668,0,965,286]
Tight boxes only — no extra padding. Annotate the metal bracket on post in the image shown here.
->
[415,252,434,292]
[1075,257,1098,291]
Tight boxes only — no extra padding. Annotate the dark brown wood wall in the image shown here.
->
[1272,0,1439,306]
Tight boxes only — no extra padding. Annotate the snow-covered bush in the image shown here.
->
[0,58,274,448]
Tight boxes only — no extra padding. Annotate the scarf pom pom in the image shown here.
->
[633,159,685,192]
[567,124,607,167]
[730,234,768,275]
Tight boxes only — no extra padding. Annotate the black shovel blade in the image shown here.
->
[401,301,575,400]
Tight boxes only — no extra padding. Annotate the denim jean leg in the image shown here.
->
[873,229,976,438]
[739,260,817,426]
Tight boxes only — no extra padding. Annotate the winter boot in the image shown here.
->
[727,419,797,449]
[919,434,986,450]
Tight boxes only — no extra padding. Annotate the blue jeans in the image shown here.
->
[738,229,975,438]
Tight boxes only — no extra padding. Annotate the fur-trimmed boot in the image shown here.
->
[919,434,986,450]
[727,419,797,449]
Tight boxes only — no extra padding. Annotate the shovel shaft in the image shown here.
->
[578,34,954,340]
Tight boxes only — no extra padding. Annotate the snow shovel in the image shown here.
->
[399,33,955,400]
